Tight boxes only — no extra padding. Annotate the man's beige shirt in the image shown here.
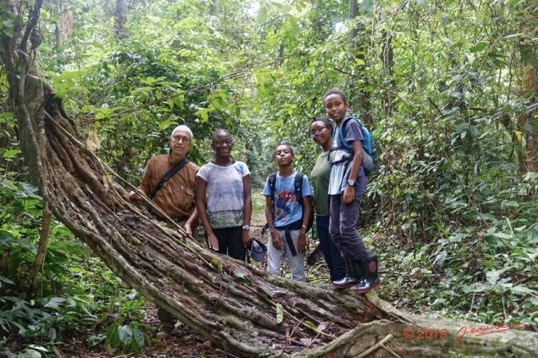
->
[139,154,199,220]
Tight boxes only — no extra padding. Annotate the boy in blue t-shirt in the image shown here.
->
[263,144,312,281]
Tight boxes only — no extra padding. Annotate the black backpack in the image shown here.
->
[266,172,313,233]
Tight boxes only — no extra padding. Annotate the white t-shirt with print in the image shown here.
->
[197,161,250,229]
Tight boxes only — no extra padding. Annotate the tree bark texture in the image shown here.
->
[381,30,394,118]
[347,0,373,126]
[2,1,538,356]
[518,65,537,173]
[517,2,538,174]
[114,0,129,38]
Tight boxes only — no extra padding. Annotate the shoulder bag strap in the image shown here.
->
[149,158,190,199]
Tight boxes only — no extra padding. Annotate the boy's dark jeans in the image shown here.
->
[329,194,370,260]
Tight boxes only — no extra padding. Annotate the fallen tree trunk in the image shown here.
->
[40,106,406,355]
[2,2,537,356]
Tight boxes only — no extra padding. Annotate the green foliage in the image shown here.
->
[381,216,537,326]
[0,162,149,354]
[361,0,538,325]
[101,322,147,355]
[0,3,24,38]
[0,278,149,355]
[1,0,537,354]
[0,296,57,356]
[40,0,268,185]
[0,177,44,294]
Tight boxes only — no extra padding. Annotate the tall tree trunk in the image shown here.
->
[115,0,129,38]
[348,0,373,126]
[2,1,538,356]
[518,67,537,173]
[381,30,394,118]
[59,8,74,48]
[209,0,218,16]
[517,2,537,174]
[26,194,52,292]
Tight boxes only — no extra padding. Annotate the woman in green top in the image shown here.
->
[309,117,346,281]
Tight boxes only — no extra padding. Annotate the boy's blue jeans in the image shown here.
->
[316,215,346,281]
[329,194,370,260]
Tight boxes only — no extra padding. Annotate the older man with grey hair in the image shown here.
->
[129,124,199,336]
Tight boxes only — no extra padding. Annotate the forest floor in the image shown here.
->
[62,304,225,358]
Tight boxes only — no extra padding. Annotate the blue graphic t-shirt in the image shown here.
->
[262,171,312,228]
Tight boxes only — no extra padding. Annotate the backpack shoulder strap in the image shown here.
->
[268,173,277,219]
[337,117,357,151]
[294,172,304,202]
[343,116,361,133]
[268,173,277,197]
